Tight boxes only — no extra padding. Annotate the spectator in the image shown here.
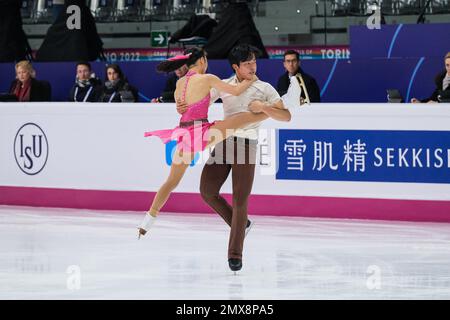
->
[69,61,102,102]
[151,64,189,103]
[9,60,51,102]
[411,52,450,103]
[98,64,138,103]
[277,50,321,103]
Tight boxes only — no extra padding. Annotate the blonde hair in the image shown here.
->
[15,60,36,78]
[445,52,450,60]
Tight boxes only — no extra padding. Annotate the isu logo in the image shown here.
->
[14,123,49,175]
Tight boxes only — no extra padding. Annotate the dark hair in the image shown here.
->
[76,61,91,71]
[105,64,125,81]
[157,47,206,73]
[228,44,261,67]
[283,50,299,61]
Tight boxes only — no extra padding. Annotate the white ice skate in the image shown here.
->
[137,212,157,239]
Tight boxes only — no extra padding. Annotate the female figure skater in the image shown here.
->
[138,48,264,238]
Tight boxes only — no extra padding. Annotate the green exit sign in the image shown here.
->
[151,31,169,47]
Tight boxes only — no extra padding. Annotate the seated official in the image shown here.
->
[277,50,321,103]
[411,52,450,103]
[151,64,188,103]
[69,62,102,102]
[98,64,139,103]
[9,60,51,102]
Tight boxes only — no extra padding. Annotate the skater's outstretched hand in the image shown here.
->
[207,73,257,96]
[241,75,258,87]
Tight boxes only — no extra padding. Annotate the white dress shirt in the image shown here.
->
[210,75,281,140]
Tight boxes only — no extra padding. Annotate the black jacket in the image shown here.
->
[277,68,321,103]
[69,78,102,102]
[98,79,138,103]
[9,78,52,101]
[421,70,450,103]
[35,0,103,61]
[159,73,178,102]
[0,0,32,62]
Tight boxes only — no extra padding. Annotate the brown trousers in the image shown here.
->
[200,136,257,259]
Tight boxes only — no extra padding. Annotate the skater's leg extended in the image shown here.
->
[206,112,266,148]
[138,149,193,237]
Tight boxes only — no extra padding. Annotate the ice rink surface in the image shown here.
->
[1,205,450,300]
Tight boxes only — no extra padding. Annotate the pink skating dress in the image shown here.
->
[144,70,215,153]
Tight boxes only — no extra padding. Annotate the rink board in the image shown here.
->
[1,102,450,222]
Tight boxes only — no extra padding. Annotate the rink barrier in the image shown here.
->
[1,102,449,223]
[1,186,450,223]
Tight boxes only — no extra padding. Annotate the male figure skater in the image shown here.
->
[178,44,291,271]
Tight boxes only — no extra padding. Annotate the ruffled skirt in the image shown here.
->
[144,121,216,153]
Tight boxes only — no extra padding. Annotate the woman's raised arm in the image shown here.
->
[206,74,256,96]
